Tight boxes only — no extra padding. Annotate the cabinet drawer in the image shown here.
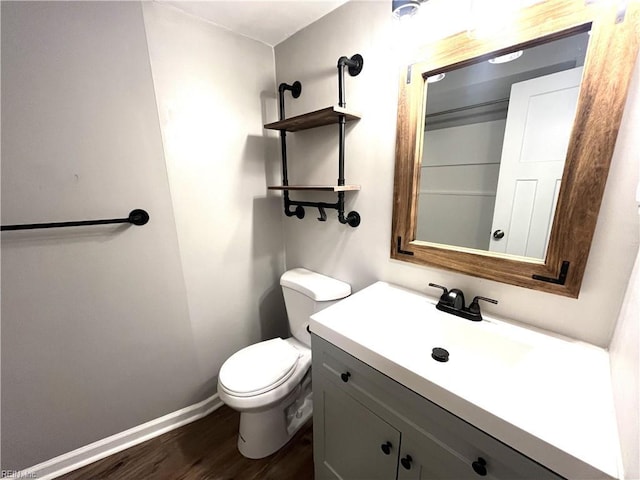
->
[315,336,394,410]
[312,334,563,480]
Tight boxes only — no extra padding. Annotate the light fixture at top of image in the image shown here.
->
[488,50,523,64]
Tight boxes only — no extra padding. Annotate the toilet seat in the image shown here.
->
[219,338,301,397]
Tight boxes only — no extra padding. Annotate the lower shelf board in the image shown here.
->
[268,185,361,192]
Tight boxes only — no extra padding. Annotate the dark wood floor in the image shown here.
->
[58,405,314,480]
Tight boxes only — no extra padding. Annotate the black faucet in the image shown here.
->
[428,283,498,321]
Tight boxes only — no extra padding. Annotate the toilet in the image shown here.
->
[217,268,351,459]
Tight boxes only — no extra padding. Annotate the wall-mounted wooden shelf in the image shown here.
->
[268,185,361,192]
[264,106,360,132]
[270,54,363,227]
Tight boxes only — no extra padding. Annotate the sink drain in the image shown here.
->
[431,347,449,362]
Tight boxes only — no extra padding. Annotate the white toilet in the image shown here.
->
[217,268,351,459]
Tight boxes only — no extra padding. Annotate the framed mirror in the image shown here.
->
[391,0,639,297]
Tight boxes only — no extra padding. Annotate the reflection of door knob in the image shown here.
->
[492,229,505,240]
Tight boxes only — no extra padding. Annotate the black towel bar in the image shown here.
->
[1,209,149,231]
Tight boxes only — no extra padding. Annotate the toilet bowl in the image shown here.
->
[217,268,350,459]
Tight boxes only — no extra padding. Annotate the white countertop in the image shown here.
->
[310,281,622,480]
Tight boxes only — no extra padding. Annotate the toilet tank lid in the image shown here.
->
[280,268,351,301]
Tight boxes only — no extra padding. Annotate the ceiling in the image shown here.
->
[159,0,351,46]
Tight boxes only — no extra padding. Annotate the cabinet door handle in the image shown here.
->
[380,441,392,455]
[472,457,487,476]
[340,371,351,382]
[401,454,413,470]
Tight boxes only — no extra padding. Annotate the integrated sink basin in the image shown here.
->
[310,281,622,480]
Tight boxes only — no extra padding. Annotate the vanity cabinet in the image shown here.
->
[312,334,563,480]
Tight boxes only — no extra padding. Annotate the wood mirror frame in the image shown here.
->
[391,0,639,298]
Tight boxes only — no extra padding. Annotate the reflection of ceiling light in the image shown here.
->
[426,73,446,83]
[488,50,523,64]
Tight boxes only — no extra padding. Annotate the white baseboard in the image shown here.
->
[19,393,224,480]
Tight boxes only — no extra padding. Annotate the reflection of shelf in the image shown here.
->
[268,185,361,192]
[264,106,360,132]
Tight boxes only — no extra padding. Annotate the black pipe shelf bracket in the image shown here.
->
[264,53,364,228]
[1,209,150,231]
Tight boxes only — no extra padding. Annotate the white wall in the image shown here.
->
[274,0,640,348]
[609,55,640,480]
[141,2,287,393]
[610,250,640,480]
[1,1,286,470]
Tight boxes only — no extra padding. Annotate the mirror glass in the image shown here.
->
[416,30,590,259]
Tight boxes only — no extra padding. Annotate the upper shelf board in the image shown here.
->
[264,106,361,132]
[268,185,361,192]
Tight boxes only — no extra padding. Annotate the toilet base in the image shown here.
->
[237,390,313,459]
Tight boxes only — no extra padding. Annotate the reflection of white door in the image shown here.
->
[489,67,583,258]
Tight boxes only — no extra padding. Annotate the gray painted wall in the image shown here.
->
[1,1,285,470]
[1,2,197,468]
[141,1,287,398]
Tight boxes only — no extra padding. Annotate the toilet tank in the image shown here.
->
[280,268,351,347]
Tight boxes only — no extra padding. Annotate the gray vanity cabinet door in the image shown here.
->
[320,381,401,480]
[397,430,476,480]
